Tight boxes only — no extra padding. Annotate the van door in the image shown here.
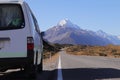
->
[0,4,26,58]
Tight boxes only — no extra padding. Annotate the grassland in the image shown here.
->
[43,39,120,58]
[66,44,120,58]
[43,40,61,59]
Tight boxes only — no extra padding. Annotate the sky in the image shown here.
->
[26,0,120,35]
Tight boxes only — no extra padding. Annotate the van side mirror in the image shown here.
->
[40,32,45,40]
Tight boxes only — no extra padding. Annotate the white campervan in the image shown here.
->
[0,0,43,75]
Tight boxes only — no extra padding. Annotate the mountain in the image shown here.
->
[57,19,80,29]
[96,30,120,45]
[43,19,120,45]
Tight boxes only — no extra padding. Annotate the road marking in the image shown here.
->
[57,55,63,80]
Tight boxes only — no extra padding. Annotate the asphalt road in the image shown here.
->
[59,50,120,80]
[0,50,120,80]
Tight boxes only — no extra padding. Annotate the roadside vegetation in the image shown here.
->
[43,40,73,59]
[66,44,120,58]
[43,40,60,59]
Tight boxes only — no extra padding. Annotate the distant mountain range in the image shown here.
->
[43,19,120,46]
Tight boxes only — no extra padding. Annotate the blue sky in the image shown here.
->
[26,0,120,35]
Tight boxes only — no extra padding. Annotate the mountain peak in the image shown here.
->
[96,30,108,36]
[58,19,72,26]
[97,30,105,33]
[57,19,80,29]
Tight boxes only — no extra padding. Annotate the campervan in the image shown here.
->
[0,0,43,75]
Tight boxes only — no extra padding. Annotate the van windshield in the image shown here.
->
[0,4,24,30]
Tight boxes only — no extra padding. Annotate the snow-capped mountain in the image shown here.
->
[57,19,80,29]
[43,19,120,45]
[96,30,120,45]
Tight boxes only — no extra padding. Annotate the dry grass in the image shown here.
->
[43,53,59,63]
[43,41,73,59]
[66,44,120,58]
[43,42,61,59]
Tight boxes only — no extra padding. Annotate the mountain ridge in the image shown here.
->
[44,19,120,45]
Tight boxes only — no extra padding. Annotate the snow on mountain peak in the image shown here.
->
[58,19,72,26]
[57,19,80,29]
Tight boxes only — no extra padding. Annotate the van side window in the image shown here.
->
[31,14,40,34]
[28,9,41,34]
[0,4,25,30]
[28,10,36,33]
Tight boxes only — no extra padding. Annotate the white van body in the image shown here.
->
[0,0,43,73]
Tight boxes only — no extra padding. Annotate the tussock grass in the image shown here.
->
[66,44,120,58]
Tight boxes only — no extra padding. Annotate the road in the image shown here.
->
[0,50,120,80]
[59,50,120,80]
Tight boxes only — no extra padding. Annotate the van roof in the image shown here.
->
[0,0,23,4]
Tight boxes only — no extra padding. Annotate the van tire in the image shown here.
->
[24,65,38,79]
[29,67,38,79]
[25,50,38,78]
[38,58,43,73]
